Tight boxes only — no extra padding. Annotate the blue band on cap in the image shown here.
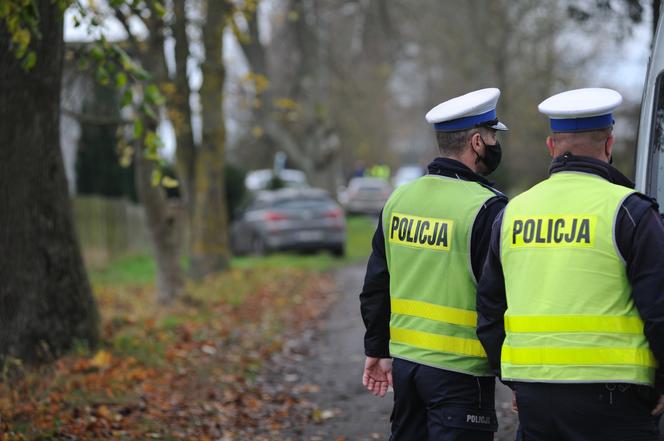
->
[550,114,614,132]
[434,109,496,132]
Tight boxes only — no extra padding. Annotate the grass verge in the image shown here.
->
[90,215,377,284]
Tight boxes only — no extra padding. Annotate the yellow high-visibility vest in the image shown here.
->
[383,175,497,376]
[500,172,656,385]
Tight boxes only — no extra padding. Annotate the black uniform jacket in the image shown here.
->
[360,157,507,358]
[476,154,664,393]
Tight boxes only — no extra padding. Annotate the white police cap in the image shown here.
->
[425,88,508,132]
[538,88,622,132]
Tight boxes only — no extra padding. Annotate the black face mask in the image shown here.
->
[475,138,502,175]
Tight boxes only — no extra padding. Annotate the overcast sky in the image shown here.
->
[594,19,652,101]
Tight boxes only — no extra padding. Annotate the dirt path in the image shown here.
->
[273,264,519,441]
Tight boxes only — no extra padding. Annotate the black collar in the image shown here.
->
[549,153,634,189]
[427,157,495,187]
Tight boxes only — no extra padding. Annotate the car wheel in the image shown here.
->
[252,233,267,256]
[331,245,345,258]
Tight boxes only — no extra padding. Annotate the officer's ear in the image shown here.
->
[604,135,614,160]
[546,135,555,158]
[470,131,483,153]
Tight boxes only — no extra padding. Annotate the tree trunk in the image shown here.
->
[171,0,196,212]
[0,1,99,362]
[134,146,184,304]
[124,9,185,303]
[189,0,231,280]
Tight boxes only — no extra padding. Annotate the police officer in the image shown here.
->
[476,88,664,441]
[360,88,508,440]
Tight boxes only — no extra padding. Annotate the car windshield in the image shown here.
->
[358,185,384,192]
[273,198,332,209]
[350,178,389,191]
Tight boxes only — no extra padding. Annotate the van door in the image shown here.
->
[634,69,664,203]
[635,12,664,210]
[635,16,664,435]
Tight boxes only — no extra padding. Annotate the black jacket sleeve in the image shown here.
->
[616,194,664,393]
[475,210,507,378]
[470,196,508,281]
[359,211,391,358]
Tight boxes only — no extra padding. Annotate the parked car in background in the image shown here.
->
[392,164,425,188]
[230,188,346,256]
[339,177,392,215]
[244,169,308,192]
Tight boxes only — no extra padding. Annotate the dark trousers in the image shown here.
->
[514,382,662,441]
[390,358,497,441]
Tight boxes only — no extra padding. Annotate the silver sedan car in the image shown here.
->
[230,188,346,256]
[339,177,392,215]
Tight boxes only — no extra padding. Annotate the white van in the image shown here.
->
[636,11,664,202]
[635,10,664,436]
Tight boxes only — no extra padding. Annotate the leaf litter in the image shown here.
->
[0,267,338,440]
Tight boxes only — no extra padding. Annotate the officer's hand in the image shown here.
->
[512,392,518,412]
[651,394,664,416]
[362,356,393,398]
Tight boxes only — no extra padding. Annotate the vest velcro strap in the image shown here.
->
[390,326,487,358]
[502,345,657,368]
[505,315,644,334]
[391,298,477,327]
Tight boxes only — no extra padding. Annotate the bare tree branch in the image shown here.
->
[111,6,141,50]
